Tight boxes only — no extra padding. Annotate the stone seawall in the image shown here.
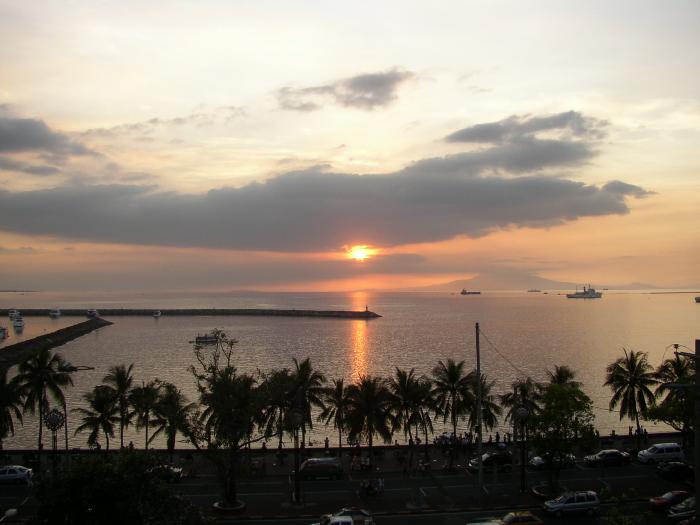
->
[1,308,381,319]
[0,317,113,369]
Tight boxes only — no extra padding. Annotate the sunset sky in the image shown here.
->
[1,0,698,291]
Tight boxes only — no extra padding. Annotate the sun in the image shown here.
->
[346,245,377,261]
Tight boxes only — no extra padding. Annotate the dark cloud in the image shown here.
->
[0,116,94,156]
[0,168,649,252]
[0,156,62,176]
[602,180,654,198]
[445,111,608,144]
[277,69,414,111]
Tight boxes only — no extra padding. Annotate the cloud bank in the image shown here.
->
[278,69,414,111]
[0,116,94,156]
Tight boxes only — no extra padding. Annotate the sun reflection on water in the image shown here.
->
[349,291,370,380]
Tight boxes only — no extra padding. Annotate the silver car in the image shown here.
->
[543,491,600,517]
[0,465,33,485]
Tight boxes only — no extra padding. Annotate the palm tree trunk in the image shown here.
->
[120,416,124,449]
[106,433,110,451]
[63,399,69,452]
[635,411,642,450]
[38,400,44,450]
[145,414,150,450]
[338,427,342,458]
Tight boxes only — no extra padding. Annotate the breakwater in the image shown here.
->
[0,308,381,319]
[0,317,113,369]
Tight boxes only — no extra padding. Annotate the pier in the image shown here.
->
[0,317,113,369]
[0,308,381,319]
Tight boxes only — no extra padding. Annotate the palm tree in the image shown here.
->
[103,363,135,449]
[259,368,294,450]
[414,377,436,458]
[150,382,196,461]
[345,375,393,460]
[431,359,472,440]
[387,367,421,443]
[73,385,120,450]
[545,365,582,389]
[319,378,351,456]
[0,370,24,450]
[128,380,160,450]
[604,348,658,447]
[466,371,502,432]
[290,358,326,445]
[16,347,74,449]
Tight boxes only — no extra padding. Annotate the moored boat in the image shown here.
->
[12,316,25,329]
[527,289,541,293]
[460,289,481,295]
[153,310,162,318]
[8,309,19,319]
[695,297,700,303]
[0,326,8,339]
[194,333,219,344]
[49,308,61,318]
[566,285,602,299]
[86,308,100,318]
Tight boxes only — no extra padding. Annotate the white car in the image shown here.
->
[0,465,33,485]
[637,443,684,464]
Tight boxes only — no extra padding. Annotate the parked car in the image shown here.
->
[650,491,690,512]
[669,496,695,521]
[583,449,631,467]
[468,451,513,473]
[528,453,575,470]
[657,462,694,483]
[295,458,344,481]
[147,464,183,483]
[465,511,543,525]
[543,491,600,518]
[638,443,684,464]
[0,466,32,486]
[315,508,373,525]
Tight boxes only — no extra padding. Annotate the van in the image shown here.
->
[637,443,684,464]
[297,458,344,480]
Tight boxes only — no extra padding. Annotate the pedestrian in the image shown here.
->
[495,431,500,443]
[324,436,329,450]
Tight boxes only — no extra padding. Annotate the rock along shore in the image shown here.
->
[0,317,113,369]
[0,308,381,319]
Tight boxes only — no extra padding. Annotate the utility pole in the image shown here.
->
[476,322,483,490]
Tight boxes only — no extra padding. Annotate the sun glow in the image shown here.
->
[346,245,377,261]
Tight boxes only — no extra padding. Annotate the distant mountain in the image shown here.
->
[409,270,660,292]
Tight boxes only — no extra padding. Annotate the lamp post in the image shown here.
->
[291,410,303,505]
[514,406,529,493]
[44,407,65,478]
[58,364,94,452]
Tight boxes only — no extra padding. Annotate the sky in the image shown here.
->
[1,0,699,292]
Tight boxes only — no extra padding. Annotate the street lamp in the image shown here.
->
[44,407,65,478]
[290,410,303,505]
[514,406,529,493]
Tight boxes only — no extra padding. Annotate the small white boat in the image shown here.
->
[153,310,162,318]
[86,309,100,318]
[566,285,602,299]
[12,317,25,329]
[8,309,19,319]
[49,308,61,318]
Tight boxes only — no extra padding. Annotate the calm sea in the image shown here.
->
[2,289,699,449]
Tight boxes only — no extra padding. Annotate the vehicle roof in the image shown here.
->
[650,442,681,447]
[0,465,29,469]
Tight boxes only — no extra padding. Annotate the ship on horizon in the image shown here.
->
[461,289,481,295]
[566,285,602,299]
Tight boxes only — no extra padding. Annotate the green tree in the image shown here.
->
[150,382,196,461]
[646,354,695,446]
[189,332,264,510]
[16,347,74,449]
[129,380,161,450]
[0,369,24,450]
[74,385,120,450]
[604,349,657,448]
[388,367,421,443]
[35,449,207,524]
[319,378,351,456]
[500,376,541,441]
[414,377,436,458]
[259,368,294,449]
[290,357,326,446]
[346,375,393,460]
[529,383,595,495]
[545,365,582,389]
[103,363,135,449]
